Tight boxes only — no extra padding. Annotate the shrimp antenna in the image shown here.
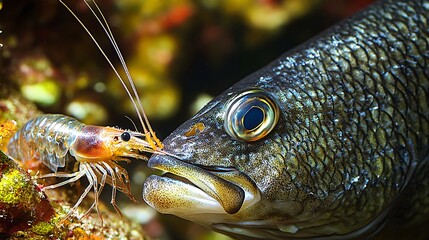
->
[124,115,139,132]
[58,0,162,149]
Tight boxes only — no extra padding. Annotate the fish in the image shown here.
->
[142,0,429,239]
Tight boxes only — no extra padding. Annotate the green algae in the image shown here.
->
[0,168,38,206]
[30,222,54,235]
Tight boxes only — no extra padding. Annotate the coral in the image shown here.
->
[0,150,55,237]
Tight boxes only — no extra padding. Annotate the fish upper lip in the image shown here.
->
[147,154,248,214]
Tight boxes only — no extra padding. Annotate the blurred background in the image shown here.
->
[0,0,373,239]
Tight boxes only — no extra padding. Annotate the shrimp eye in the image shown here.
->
[224,88,279,142]
[121,132,131,141]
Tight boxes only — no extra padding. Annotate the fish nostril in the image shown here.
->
[184,122,205,137]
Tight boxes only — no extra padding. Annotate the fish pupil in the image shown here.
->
[121,132,131,141]
[243,106,264,130]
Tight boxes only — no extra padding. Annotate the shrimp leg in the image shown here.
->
[41,171,85,190]
[84,163,102,222]
[83,163,108,219]
[102,162,122,216]
[61,166,94,221]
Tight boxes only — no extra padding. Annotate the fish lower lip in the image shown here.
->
[145,154,246,214]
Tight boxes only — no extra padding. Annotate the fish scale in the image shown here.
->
[143,0,429,239]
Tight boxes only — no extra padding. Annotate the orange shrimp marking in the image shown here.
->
[73,126,112,160]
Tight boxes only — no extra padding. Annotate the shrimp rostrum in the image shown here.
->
[7,114,157,220]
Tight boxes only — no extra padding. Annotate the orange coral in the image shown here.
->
[0,120,17,151]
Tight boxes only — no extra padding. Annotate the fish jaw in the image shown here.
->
[143,154,261,224]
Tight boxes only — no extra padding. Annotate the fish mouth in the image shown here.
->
[143,155,260,217]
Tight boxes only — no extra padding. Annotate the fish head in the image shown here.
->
[143,84,317,238]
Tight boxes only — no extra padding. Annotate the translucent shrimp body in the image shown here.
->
[7,114,155,219]
[8,114,83,172]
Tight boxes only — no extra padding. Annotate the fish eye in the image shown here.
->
[224,88,279,142]
[121,132,131,141]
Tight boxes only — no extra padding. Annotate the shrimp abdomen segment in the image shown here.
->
[7,114,83,172]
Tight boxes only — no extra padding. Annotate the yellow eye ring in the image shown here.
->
[224,88,279,142]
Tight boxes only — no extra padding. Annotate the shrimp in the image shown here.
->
[7,114,156,220]
[6,0,167,221]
